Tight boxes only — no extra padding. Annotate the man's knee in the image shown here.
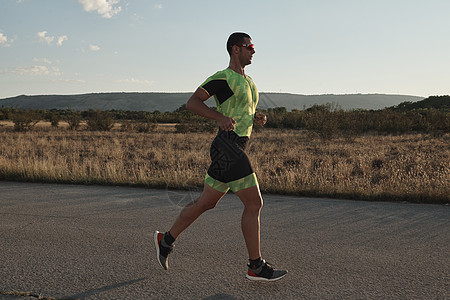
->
[244,196,263,213]
[201,200,219,211]
[236,185,263,212]
[194,193,220,211]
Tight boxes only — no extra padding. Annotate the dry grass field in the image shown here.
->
[0,121,448,204]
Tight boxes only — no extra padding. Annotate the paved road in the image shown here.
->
[0,181,449,299]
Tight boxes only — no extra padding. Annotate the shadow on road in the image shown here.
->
[65,277,149,299]
[203,294,238,300]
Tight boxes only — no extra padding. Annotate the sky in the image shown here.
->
[1,0,449,99]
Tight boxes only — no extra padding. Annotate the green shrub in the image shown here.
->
[66,111,82,130]
[49,113,61,128]
[11,110,39,132]
[86,110,114,131]
[136,121,157,133]
[175,120,216,133]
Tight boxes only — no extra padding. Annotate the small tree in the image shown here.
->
[49,112,61,128]
[86,110,115,131]
[11,110,40,132]
[67,111,82,130]
[136,121,157,133]
[303,103,342,139]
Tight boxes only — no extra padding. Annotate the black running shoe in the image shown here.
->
[246,259,287,281]
[154,231,173,270]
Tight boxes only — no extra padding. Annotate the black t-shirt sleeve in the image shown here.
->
[202,79,234,105]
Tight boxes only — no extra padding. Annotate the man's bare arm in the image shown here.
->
[186,87,236,131]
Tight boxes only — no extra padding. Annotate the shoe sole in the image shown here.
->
[246,273,287,282]
[154,231,166,270]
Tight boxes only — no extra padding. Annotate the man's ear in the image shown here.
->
[232,45,240,55]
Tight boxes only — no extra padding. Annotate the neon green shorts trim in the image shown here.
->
[205,172,258,193]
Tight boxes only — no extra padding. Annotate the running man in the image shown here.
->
[154,32,287,281]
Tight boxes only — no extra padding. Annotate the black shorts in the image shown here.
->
[205,129,258,193]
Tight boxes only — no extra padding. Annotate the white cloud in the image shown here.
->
[33,58,53,64]
[13,65,50,76]
[78,0,122,18]
[57,35,68,46]
[0,33,11,47]
[37,31,68,46]
[7,65,62,76]
[89,44,100,51]
[115,77,155,85]
[37,31,54,45]
[52,79,86,83]
[155,4,162,9]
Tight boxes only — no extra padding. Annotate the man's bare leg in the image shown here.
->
[155,183,225,269]
[235,184,288,281]
[169,183,226,239]
[235,185,263,260]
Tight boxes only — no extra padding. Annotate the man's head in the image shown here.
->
[227,32,252,55]
[227,32,255,66]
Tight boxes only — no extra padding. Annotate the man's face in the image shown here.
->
[237,38,255,66]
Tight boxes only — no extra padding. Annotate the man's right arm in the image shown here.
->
[186,87,236,131]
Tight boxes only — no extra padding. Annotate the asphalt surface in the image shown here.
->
[0,181,449,300]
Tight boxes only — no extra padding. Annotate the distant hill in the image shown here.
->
[257,93,424,111]
[0,92,424,112]
[390,95,450,110]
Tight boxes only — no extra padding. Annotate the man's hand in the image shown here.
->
[217,115,236,131]
[187,88,235,131]
[254,112,267,126]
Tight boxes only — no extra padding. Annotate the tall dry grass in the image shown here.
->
[250,130,449,203]
[0,123,448,203]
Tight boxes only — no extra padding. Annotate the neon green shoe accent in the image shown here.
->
[228,173,258,192]
[205,174,230,193]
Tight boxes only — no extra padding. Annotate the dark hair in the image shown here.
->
[226,32,251,55]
